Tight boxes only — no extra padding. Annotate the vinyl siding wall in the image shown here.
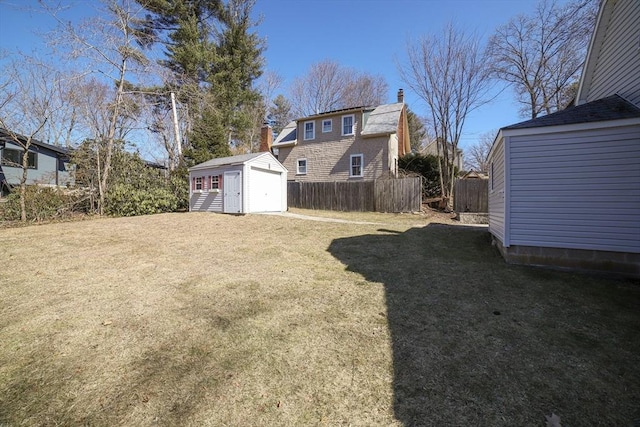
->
[488,138,506,244]
[584,0,640,105]
[507,124,640,253]
[277,111,389,181]
[189,164,243,212]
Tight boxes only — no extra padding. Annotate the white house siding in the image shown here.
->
[488,137,506,244]
[584,0,640,105]
[507,124,640,253]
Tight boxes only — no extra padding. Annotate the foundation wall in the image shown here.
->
[492,237,640,279]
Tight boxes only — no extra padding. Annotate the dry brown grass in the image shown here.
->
[1,211,638,426]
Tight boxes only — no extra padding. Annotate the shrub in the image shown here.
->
[399,154,442,199]
[105,183,178,217]
[0,186,84,222]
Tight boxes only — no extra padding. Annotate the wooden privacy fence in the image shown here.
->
[454,179,488,213]
[288,177,421,212]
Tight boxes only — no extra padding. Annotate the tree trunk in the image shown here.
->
[97,57,127,216]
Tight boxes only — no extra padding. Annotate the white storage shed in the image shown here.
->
[189,152,288,214]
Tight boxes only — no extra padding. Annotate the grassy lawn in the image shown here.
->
[1,210,638,426]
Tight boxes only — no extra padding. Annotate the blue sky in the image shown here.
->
[0,0,560,153]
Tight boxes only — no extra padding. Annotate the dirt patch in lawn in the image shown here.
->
[1,212,638,426]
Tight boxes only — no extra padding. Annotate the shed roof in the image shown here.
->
[502,95,640,130]
[189,152,283,171]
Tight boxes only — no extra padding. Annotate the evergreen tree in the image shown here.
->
[136,0,264,165]
[406,108,427,152]
[269,94,293,135]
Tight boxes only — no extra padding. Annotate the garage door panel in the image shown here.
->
[249,167,282,212]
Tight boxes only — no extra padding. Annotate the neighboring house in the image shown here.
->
[0,129,74,196]
[272,90,410,182]
[487,0,640,277]
[422,139,464,172]
[460,170,488,180]
[189,152,287,214]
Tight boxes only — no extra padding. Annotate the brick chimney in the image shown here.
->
[397,88,404,103]
[259,122,273,153]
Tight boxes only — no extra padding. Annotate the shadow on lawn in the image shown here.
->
[328,224,640,426]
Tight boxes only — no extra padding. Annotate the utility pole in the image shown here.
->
[170,92,182,156]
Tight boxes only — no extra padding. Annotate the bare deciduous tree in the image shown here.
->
[399,24,492,209]
[486,0,597,119]
[0,58,73,220]
[44,0,150,214]
[464,130,496,172]
[290,59,389,117]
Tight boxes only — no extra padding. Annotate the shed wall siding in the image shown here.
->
[189,164,243,212]
[586,0,640,105]
[508,124,640,253]
[488,138,506,244]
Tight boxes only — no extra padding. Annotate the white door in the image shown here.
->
[249,168,282,212]
[223,171,242,213]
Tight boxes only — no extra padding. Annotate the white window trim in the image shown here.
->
[322,119,332,133]
[194,176,203,192]
[350,154,363,177]
[303,121,315,140]
[342,114,355,136]
[297,158,307,175]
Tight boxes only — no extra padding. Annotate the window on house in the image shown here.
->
[342,115,354,136]
[322,119,332,133]
[350,154,363,177]
[297,158,307,175]
[1,148,37,169]
[195,176,203,190]
[210,175,220,190]
[304,121,315,140]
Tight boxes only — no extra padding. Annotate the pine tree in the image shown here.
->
[268,94,292,135]
[136,0,264,164]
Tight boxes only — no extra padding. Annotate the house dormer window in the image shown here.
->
[322,119,332,133]
[342,115,354,136]
[304,121,315,140]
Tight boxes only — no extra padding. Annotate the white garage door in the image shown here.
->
[249,167,282,212]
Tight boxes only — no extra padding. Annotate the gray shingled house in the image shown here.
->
[272,90,411,182]
[487,0,640,277]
